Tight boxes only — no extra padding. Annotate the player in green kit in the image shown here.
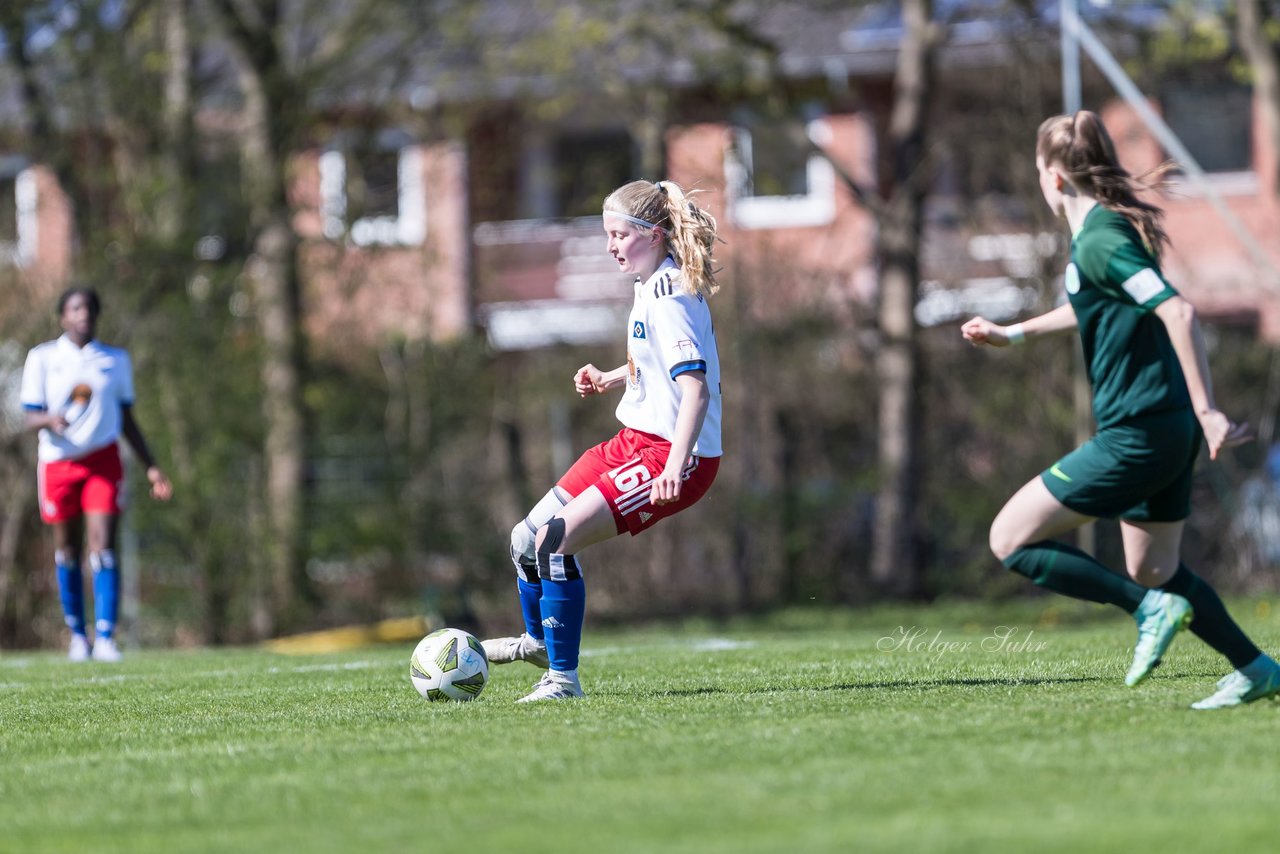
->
[962,110,1280,709]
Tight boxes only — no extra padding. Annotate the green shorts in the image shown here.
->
[1040,409,1202,522]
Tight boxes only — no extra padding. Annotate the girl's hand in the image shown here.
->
[574,364,609,397]
[147,466,174,501]
[650,463,684,506]
[961,317,1012,347]
[1198,409,1253,460]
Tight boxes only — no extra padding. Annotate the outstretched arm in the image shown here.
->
[961,302,1078,348]
[1155,296,1251,459]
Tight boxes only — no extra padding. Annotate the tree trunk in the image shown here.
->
[157,0,193,239]
[870,0,936,596]
[0,449,34,636]
[872,204,921,595]
[248,216,307,632]
[233,66,307,634]
[212,0,310,635]
[1237,0,1280,196]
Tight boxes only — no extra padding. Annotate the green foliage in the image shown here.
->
[1143,1,1233,72]
[918,324,1079,597]
[121,260,268,645]
[2,598,1278,852]
[1137,0,1279,85]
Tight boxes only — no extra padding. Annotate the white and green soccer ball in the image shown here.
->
[410,628,489,702]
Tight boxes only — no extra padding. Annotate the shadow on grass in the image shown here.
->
[651,675,1109,698]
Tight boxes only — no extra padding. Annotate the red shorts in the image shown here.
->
[557,427,720,536]
[36,443,124,524]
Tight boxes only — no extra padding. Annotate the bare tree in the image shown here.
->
[205,0,439,632]
[1238,0,1280,197]
[204,0,306,634]
[870,0,940,595]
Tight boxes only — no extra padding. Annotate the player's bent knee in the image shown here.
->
[989,526,1020,563]
[510,521,536,568]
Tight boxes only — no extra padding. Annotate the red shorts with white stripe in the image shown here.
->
[36,443,124,524]
[556,427,720,536]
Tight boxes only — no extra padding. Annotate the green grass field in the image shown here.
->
[3,598,1278,854]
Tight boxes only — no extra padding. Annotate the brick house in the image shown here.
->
[3,5,1277,349]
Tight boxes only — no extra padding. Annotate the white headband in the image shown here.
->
[604,211,660,231]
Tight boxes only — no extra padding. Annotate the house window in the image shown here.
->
[319,135,425,247]
[513,127,634,221]
[553,130,633,218]
[1162,81,1252,174]
[726,115,835,230]
[0,163,37,267]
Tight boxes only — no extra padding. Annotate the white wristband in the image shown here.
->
[1006,323,1026,345]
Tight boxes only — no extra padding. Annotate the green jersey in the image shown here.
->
[1066,205,1189,429]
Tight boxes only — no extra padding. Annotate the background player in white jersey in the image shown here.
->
[484,180,723,702]
[20,288,173,661]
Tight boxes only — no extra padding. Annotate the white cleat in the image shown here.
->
[68,634,92,662]
[91,638,123,663]
[517,669,585,703]
[1191,657,1280,710]
[482,633,549,668]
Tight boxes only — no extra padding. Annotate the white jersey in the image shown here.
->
[20,335,135,462]
[615,256,722,458]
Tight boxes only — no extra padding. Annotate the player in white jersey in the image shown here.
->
[483,179,723,702]
[615,254,722,459]
[20,288,173,661]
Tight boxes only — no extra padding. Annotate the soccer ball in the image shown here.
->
[409,628,489,702]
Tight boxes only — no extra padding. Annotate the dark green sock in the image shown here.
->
[1160,564,1261,669]
[1003,541,1146,613]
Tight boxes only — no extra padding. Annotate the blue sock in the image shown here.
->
[540,577,585,672]
[55,551,86,636]
[91,550,119,640]
[518,575,545,641]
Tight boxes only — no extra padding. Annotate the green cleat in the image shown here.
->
[1125,590,1194,687]
[1191,656,1280,710]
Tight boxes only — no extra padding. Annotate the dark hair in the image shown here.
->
[1036,110,1175,260]
[57,287,101,318]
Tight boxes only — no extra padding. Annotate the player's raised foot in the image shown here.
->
[482,632,549,668]
[1125,590,1193,687]
[516,669,585,703]
[1191,655,1280,710]
[91,637,123,663]
[68,634,92,662]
